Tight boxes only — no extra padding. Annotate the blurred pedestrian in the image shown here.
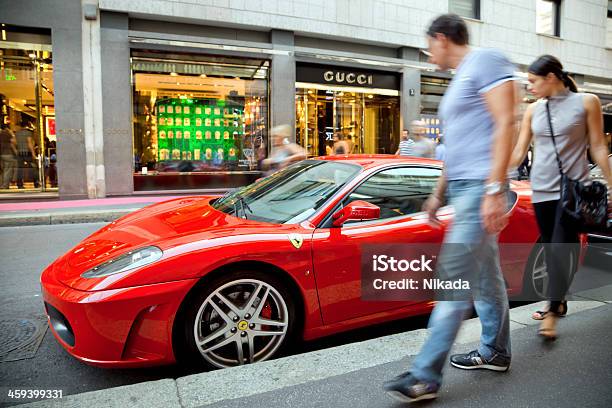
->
[509,55,612,339]
[411,120,435,158]
[383,13,517,402]
[15,118,40,189]
[0,124,18,189]
[332,132,350,155]
[345,134,355,153]
[435,136,446,161]
[395,128,414,156]
[262,125,306,175]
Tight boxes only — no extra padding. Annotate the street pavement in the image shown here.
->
[204,302,612,408]
[0,195,195,227]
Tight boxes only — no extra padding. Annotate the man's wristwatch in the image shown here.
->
[484,181,507,196]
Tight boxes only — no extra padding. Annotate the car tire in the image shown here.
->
[522,241,577,301]
[174,270,298,370]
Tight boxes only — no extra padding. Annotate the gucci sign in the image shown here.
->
[296,63,399,90]
[323,71,373,85]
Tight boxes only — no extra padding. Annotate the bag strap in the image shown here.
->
[544,99,565,176]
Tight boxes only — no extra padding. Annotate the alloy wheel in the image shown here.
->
[193,279,289,368]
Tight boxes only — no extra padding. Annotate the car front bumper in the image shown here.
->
[41,261,197,368]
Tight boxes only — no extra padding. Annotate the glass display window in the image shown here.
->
[132,51,269,190]
[1,43,56,193]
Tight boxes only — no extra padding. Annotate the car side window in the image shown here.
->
[343,167,442,222]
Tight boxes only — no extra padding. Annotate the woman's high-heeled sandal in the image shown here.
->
[538,312,559,341]
[532,301,567,321]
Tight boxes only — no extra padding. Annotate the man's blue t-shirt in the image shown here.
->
[438,48,516,180]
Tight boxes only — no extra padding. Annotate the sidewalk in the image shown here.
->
[0,195,195,227]
[15,285,612,408]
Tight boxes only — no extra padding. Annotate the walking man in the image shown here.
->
[395,128,414,156]
[410,120,436,158]
[383,14,517,402]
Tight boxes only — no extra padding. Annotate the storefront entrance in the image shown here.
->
[1,29,56,194]
[295,88,400,156]
[295,63,400,157]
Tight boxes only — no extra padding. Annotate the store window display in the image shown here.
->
[132,52,269,191]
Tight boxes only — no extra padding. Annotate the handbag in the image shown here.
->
[545,100,608,232]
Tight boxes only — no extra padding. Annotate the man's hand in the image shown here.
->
[423,194,443,228]
[481,193,509,234]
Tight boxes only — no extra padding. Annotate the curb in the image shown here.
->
[0,209,143,227]
[16,287,612,408]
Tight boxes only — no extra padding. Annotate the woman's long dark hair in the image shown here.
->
[528,55,578,93]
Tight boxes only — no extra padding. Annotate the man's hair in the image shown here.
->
[20,117,32,128]
[426,14,469,45]
[270,124,291,138]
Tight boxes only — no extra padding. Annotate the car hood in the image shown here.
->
[56,196,272,287]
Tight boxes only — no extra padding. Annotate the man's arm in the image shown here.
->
[10,132,18,156]
[286,144,307,164]
[484,80,516,185]
[422,168,447,227]
[482,80,516,233]
[27,135,36,157]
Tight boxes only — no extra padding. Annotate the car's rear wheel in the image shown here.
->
[176,270,297,369]
[522,241,577,301]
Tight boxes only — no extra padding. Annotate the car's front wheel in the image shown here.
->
[176,270,297,369]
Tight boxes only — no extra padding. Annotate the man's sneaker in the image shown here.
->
[382,371,439,403]
[450,350,510,371]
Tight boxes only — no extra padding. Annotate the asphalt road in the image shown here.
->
[0,223,610,407]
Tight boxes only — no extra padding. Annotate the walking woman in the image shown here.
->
[510,55,612,340]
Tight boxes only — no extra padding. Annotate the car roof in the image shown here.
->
[314,154,442,170]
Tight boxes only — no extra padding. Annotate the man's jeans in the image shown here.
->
[1,154,17,189]
[410,179,511,385]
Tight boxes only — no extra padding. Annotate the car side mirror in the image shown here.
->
[332,200,380,227]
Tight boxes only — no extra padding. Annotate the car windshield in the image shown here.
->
[211,160,361,224]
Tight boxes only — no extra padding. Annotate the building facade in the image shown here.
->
[1,0,611,199]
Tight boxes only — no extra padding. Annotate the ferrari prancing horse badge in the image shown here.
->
[288,233,303,249]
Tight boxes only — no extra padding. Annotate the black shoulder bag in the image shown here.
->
[545,100,608,232]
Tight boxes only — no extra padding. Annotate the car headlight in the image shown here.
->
[81,246,163,278]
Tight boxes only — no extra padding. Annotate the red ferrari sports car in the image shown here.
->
[41,155,561,370]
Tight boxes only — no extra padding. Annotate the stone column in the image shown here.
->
[100,11,133,195]
[270,30,296,143]
[400,67,421,131]
[81,0,106,198]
